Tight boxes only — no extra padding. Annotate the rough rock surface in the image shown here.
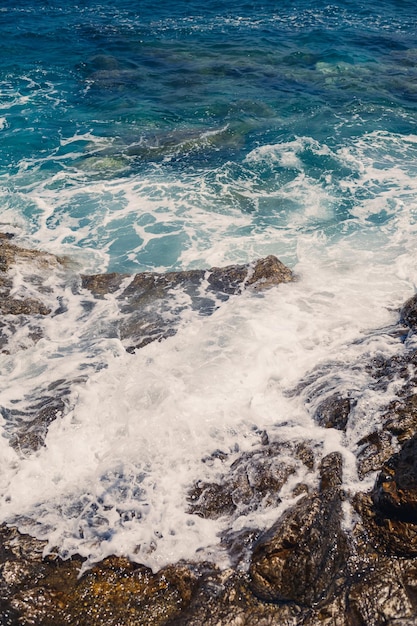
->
[81,253,293,352]
[249,452,346,606]
[314,393,353,430]
[372,434,417,524]
[0,233,62,317]
[187,439,314,522]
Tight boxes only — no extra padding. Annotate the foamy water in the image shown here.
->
[0,212,414,570]
[1,0,417,572]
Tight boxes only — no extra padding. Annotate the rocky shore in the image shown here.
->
[2,234,417,625]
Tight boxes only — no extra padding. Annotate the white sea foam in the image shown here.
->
[0,225,413,570]
[0,129,417,571]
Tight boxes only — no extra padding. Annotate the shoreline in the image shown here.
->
[1,235,417,623]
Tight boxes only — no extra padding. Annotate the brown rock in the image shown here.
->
[315,394,353,431]
[0,237,63,318]
[0,237,62,274]
[249,452,346,606]
[167,567,308,626]
[356,474,417,560]
[0,525,197,626]
[384,394,417,445]
[372,434,417,524]
[187,439,315,523]
[357,430,396,478]
[347,559,416,625]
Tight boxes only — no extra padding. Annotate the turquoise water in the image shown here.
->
[1,0,417,571]
[2,0,417,272]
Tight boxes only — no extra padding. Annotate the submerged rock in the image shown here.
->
[187,439,315,523]
[314,393,352,430]
[0,234,63,317]
[0,235,293,451]
[0,234,293,355]
[400,293,417,331]
[0,525,198,626]
[81,254,293,351]
[1,377,85,454]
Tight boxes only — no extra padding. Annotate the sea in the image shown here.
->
[1,0,417,573]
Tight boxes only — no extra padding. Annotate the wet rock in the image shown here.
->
[7,244,417,623]
[347,558,417,625]
[384,394,417,445]
[0,376,87,453]
[81,255,293,351]
[188,481,237,519]
[0,297,51,316]
[372,434,417,524]
[3,396,69,454]
[0,241,293,451]
[0,525,306,626]
[344,494,417,623]
[356,434,417,560]
[0,234,293,356]
[249,452,346,606]
[356,492,417,559]
[400,294,417,331]
[356,429,396,478]
[314,393,353,430]
[167,567,308,626]
[187,439,315,522]
[0,237,59,274]
[0,237,63,318]
[0,525,198,626]
[80,271,128,297]
[212,254,293,292]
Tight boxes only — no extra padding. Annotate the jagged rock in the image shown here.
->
[0,298,51,316]
[356,489,417,558]
[81,255,293,351]
[372,434,417,523]
[356,429,396,478]
[249,452,346,606]
[0,235,64,317]
[0,526,306,626]
[314,393,352,430]
[81,255,292,301]
[0,238,293,450]
[166,568,308,625]
[0,524,198,626]
[357,348,417,476]
[384,393,417,445]
[347,558,417,625]
[0,234,293,355]
[0,235,62,274]
[400,294,417,331]
[187,439,315,522]
[6,239,417,623]
[355,434,417,560]
[1,377,85,453]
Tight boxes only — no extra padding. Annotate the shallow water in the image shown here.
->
[1,0,417,571]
